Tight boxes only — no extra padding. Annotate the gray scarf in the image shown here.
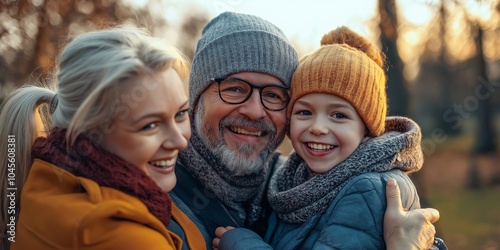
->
[178,128,270,227]
[268,116,423,223]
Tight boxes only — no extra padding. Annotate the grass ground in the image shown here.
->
[429,186,500,249]
[421,151,500,250]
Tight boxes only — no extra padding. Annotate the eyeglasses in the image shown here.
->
[211,77,290,111]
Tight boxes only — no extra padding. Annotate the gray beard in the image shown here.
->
[194,100,285,176]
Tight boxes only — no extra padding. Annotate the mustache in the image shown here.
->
[219,116,276,135]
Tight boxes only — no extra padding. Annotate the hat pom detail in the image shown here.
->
[320,26,385,68]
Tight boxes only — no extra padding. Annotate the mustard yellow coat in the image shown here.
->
[12,159,205,250]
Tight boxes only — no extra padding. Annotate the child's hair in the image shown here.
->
[0,26,189,248]
[288,26,387,136]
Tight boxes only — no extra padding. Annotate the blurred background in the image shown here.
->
[1,0,499,249]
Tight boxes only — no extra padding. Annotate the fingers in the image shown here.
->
[385,178,440,224]
[428,224,436,248]
[409,209,439,249]
[215,226,227,237]
[418,208,440,224]
[385,178,403,214]
[212,237,220,250]
[421,218,436,249]
[383,178,443,250]
[213,226,236,249]
[213,226,226,250]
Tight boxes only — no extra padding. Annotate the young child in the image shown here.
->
[213,26,446,249]
[0,27,205,250]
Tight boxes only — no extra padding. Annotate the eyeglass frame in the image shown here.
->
[210,77,290,111]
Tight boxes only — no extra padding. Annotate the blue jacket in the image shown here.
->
[219,169,419,249]
[170,152,284,248]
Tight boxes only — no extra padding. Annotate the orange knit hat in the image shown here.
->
[288,26,387,136]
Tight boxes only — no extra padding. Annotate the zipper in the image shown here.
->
[218,201,241,227]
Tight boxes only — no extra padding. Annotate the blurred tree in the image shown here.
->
[433,1,458,136]
[457,0,498,188]
[473,24,496,154]
[0,0,168,100]
[414,0,463,137]
[178,14,209,61]
[413,0,494,138]
[413,0,499,187]
[378,0,409,117]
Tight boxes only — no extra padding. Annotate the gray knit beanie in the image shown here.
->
[189,11,298,109]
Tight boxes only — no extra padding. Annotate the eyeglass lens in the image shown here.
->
[218,78,289,110]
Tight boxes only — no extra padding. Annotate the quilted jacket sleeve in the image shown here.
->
[312,170,419,249]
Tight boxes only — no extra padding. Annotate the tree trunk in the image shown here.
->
[378,0,409,117]
[473,25,496,154]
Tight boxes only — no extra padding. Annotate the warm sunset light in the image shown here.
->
[1,1,499,249]
[160,0,435,50]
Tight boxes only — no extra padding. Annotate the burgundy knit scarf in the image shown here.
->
[31,128,171,226]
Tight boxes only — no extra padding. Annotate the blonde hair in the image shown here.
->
[0,26,189,249]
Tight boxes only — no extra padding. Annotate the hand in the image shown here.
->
[212,226,235,250]
[384,178,440,250]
